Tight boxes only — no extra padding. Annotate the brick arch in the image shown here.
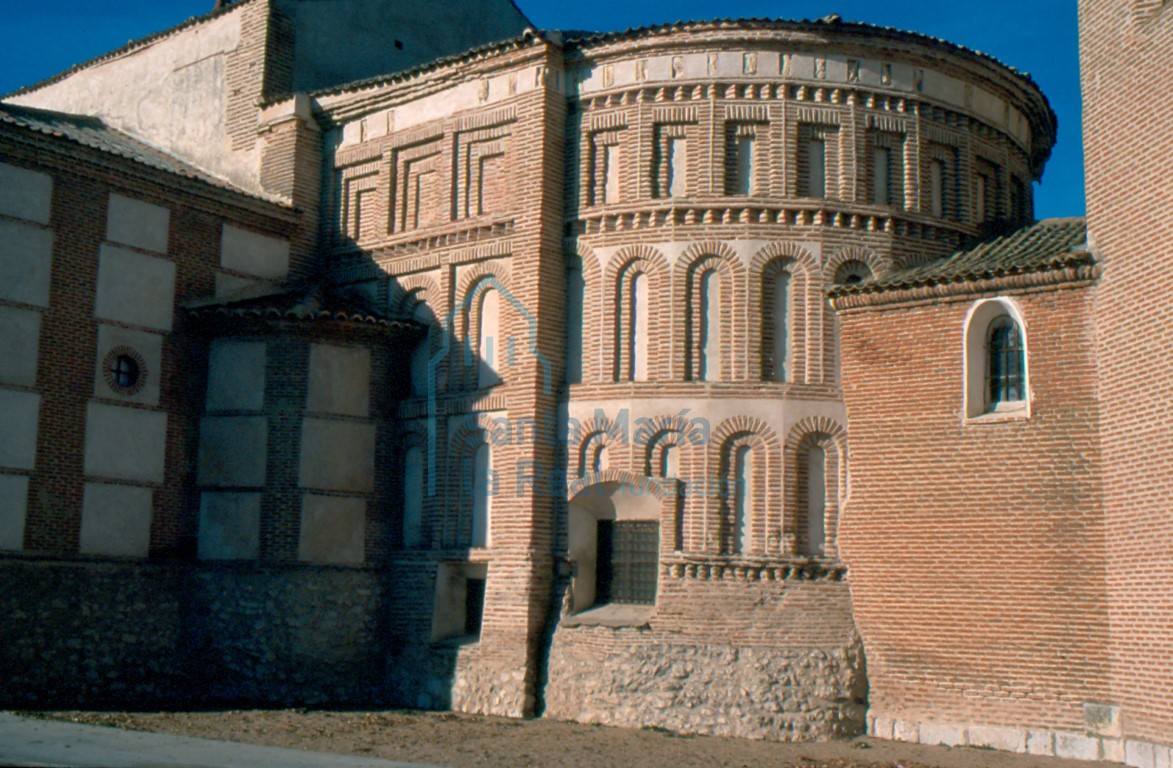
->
[824,245,892,283]
[569,244,604,385]
[749,243,823,384]
[604,245,671,383]
[705,417,782,556]
[566,468,667,502]
[784,416,848,559]
[571,412,631,478]
[454,266,513,392]
[455,262,512,307]
[675,242,747,382]
[389,273,441,318]
[636,413,691,476]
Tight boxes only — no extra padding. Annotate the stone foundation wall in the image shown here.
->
[542,575,867,740]
[0,557,393,708]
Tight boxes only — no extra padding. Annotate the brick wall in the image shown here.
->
[1081,0,1173,749]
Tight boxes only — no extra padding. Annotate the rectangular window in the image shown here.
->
[930,159,945,218]
[654,126,689,199]
[872,148,890,206]
[798,124,839,199]
[667,138,686,198]
[975,173,988,222]
[596,520,658,605]
[733,135,755,195]
[807,140,827,198]
[603,144,619,204]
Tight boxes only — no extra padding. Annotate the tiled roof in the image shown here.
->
[836,218,1092,297]
[0,102,284,205]
[185,285,423,334]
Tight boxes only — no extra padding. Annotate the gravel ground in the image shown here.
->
[27,710,1122,768]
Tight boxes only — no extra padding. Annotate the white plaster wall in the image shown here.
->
[94,244,177,332]
[220,225,290,280]
[197,491,261,560]
[7,11,264,194]
[198,415,267,487]
[83,403,168,484]
[0,306,41,387]
[0,220,54,307]
[214,272,263,299]
[0,390,40,471]
[79,482,153,558]
[0,473,29,551]
[298,494,366,565]
[298,418,375,493]
[205,340,266,412]
[307,344,370,418]
[106,194,170,254]
[93,325,164,405]
[0,162,52,225]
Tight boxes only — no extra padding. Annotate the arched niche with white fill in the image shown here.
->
[963,297,1031,420]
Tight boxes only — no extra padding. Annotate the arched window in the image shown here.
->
[699,269,721,381]
[732,445,751,555]
[987,317,1025,407]
[803,445,827,556]
[964,299,1030,419]
[764,270,791,381]
[566,259,584,384]
[477,287,501,388]
[618,271,649,382]
[408,297,437,397]
[403,447,424,548]
[470,442,491,548]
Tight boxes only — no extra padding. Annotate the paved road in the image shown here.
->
[0,713,442,768]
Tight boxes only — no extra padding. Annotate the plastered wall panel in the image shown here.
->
[307,344,370,417]
[299,418,375,493]
[94,244,177,331]
[106,194,170,254]
[198,415,267,487]
[299,494,366,564]
[79,482,153,557]
[0,162,52,225]
[0,473,29,551]
[93,324,164,405]
[197,492,261,560]
[0,306,41,387]
[0,389,40,471]
[205,340,266,412]
[83,403,168,483]
[214,272,262,298]
[0,220,54,307]
[220,224,290,280]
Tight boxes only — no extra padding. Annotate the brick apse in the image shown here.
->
[0,0,1171,762]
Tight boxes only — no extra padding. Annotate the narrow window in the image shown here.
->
[732,445,751,554]
[930,160,945,218]
[477,288,501,388]
[806,139,827,199]
[805,446,827,556]
[987,317,1025,407]
[464,577,486,637]
[667,138,686,197]
[976,173,989,222]
[699,269,721,381]
[566,261,584,384]
[591,444,609,473]
[470,443,491,548]
[403,447,424,548]
[873,147,891,206]
[726,133,755,195]
[629,272,649,381]
[771,271,791,382]
[603,144,619,204]
[659,444,678,478]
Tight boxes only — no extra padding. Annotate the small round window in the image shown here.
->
[101,347,147,396]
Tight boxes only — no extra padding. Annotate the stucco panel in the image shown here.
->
[0,306,41,387]
[94,244,177,331]
[0,220,54,307]
[0,473,29,551]
[197,492,261,560]
[83,403,168,484]
[79,482,153,557]
[106,194,170,254]
[198,415,267,488]
[0,389,40,471]
[299,494,366,564]
[307,344,370,417]
[205,340,266,413]
[298,418,375,493]
[0,162,52,225]
[220,225,290,280]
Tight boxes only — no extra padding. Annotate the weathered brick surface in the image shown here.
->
[1081,0,1173,749]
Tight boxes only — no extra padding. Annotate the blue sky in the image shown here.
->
[0,0,1084,218]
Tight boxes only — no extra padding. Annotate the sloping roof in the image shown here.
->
[834,218,1092,298]
[0,102,284,205]
[185,285,423,334]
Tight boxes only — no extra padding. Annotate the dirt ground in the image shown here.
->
[25,710,1122,768]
